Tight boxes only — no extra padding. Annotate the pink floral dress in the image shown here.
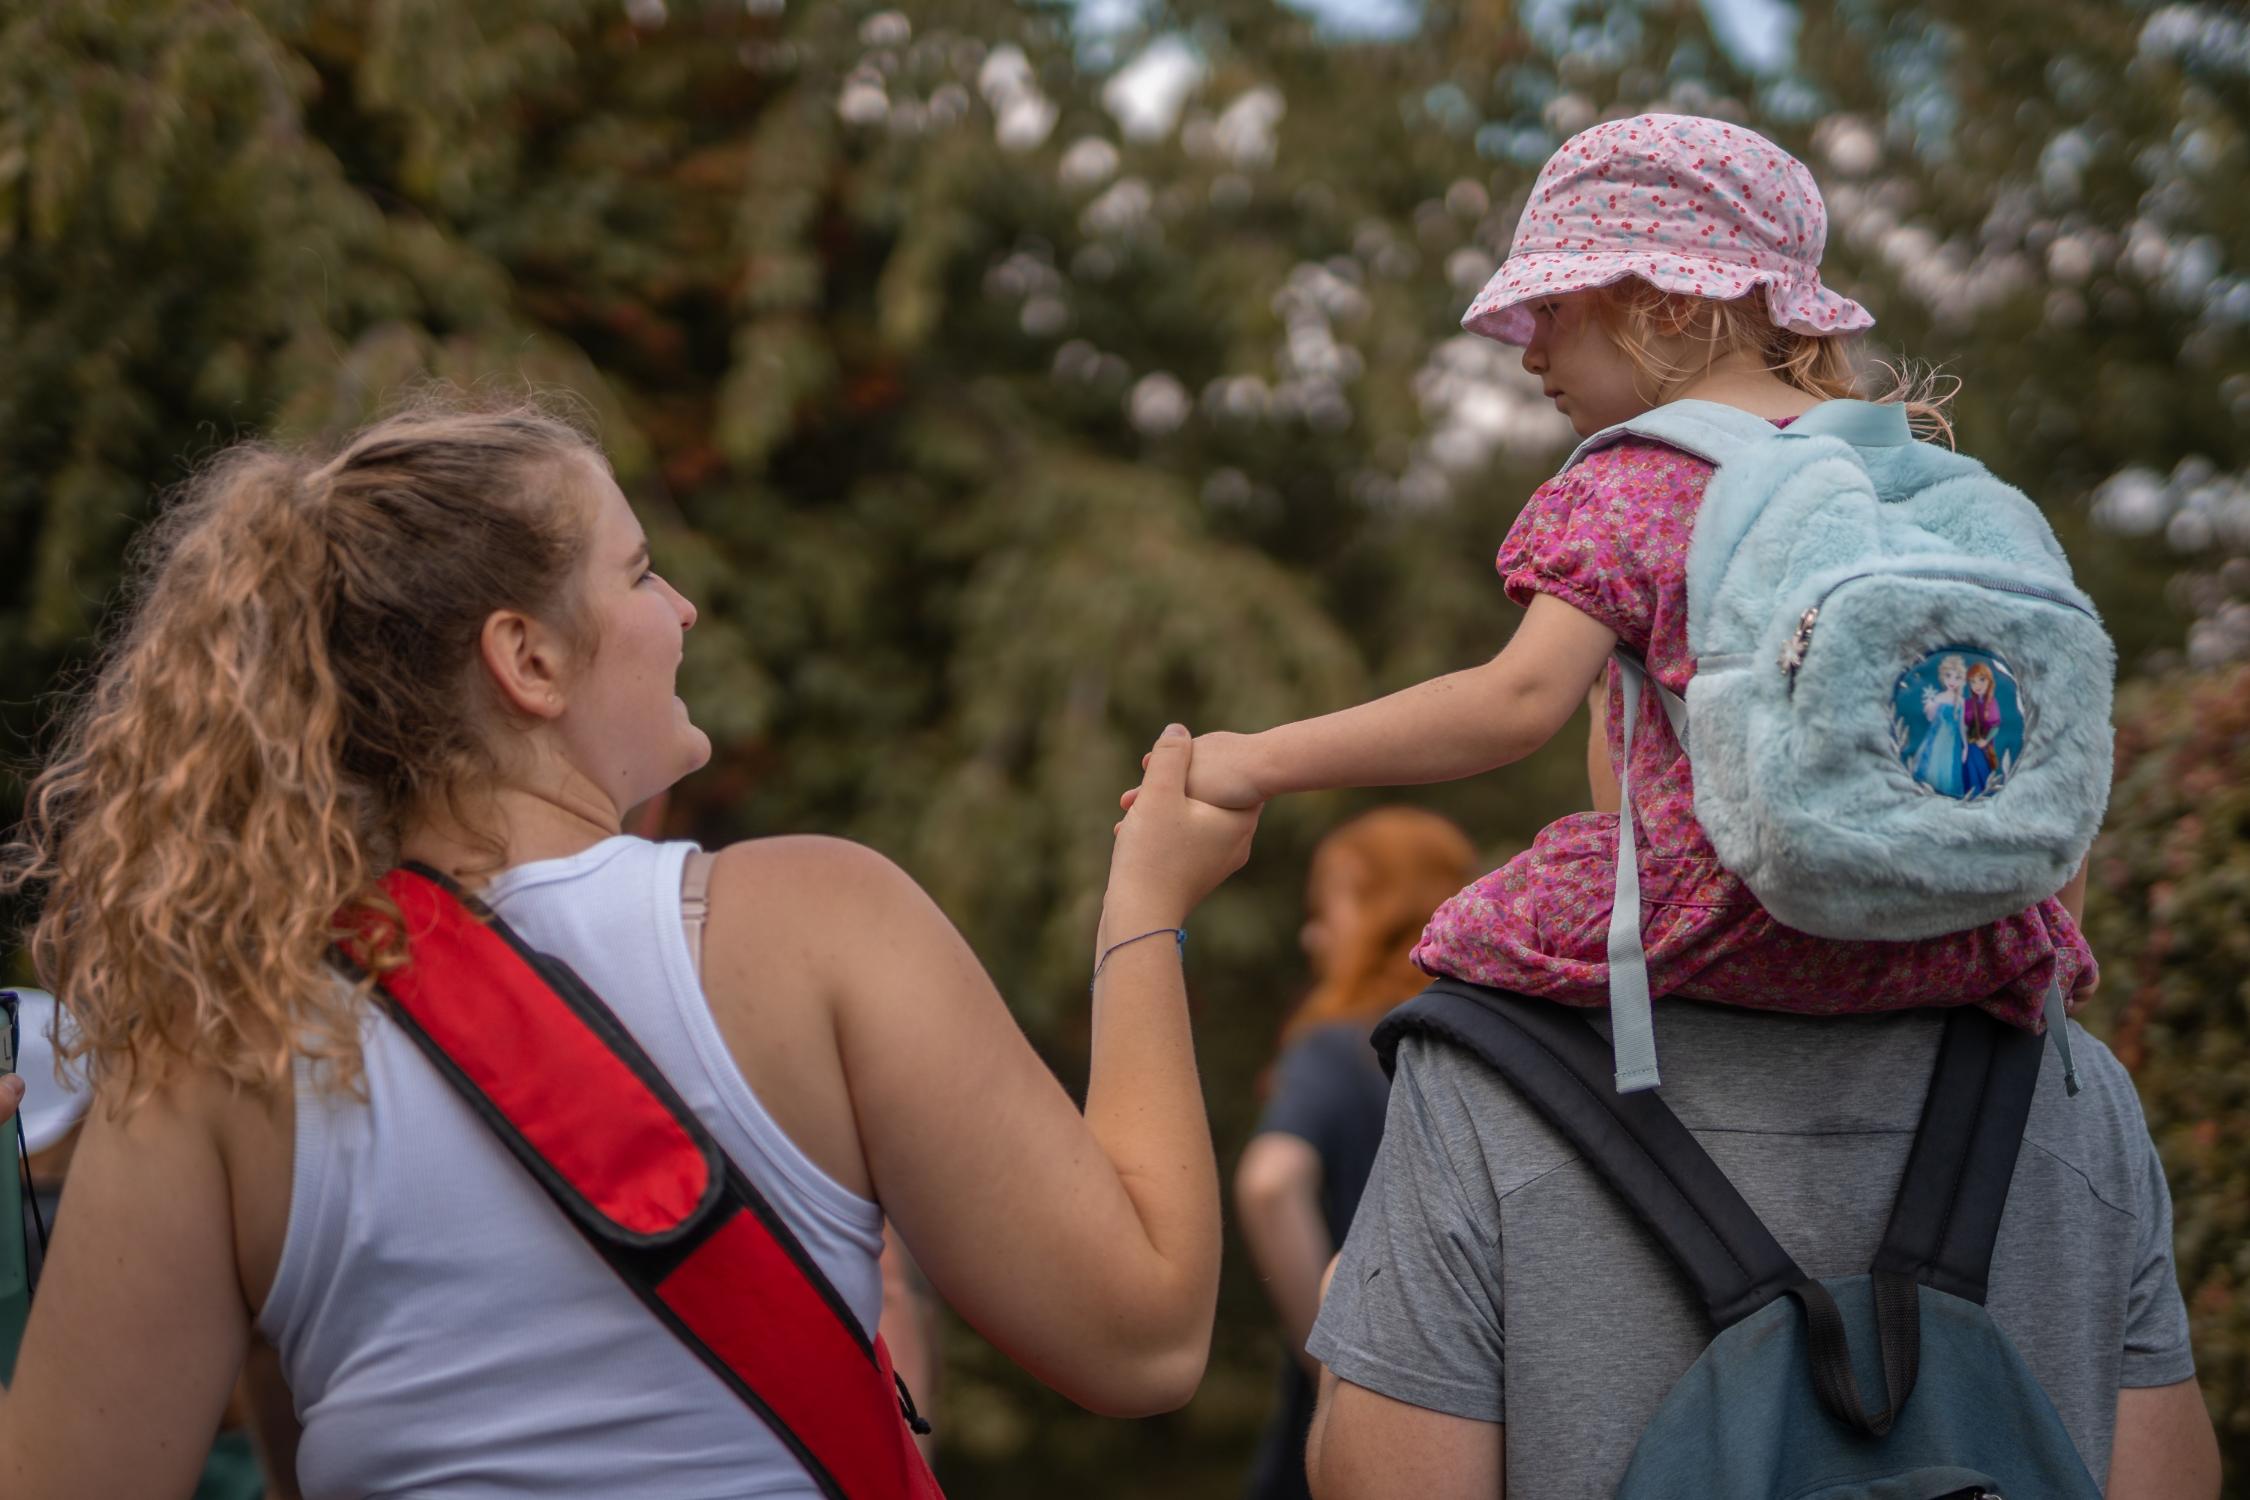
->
[1411,431,2094,1031]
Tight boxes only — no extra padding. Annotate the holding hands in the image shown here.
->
[1117,729,1265,821]
[1104,726,1261,942]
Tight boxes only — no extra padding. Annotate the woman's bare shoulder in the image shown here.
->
[701,836,955,983]
[706,834,925,912]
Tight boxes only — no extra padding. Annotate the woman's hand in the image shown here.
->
[1105,725,1261,935]
[1117,729,1267,820]
[0,1074,21,1124]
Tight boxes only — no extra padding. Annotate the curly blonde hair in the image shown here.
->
[1590,279,1959,446]
[5,396,601,1104]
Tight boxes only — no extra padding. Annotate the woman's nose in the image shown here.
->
[666,579,698,630]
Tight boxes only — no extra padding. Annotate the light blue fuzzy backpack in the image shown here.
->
[1566,399,2115,1093]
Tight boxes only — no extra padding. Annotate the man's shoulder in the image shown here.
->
[2021,1022,2157,1217]
[1391,1001,1947,1136]
[1391,1005,2159,1205]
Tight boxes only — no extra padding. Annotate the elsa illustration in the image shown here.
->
[1961,659,2002,797]
[1911,654,1969,798]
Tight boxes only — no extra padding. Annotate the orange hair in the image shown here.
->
[1280,807,1480,1045]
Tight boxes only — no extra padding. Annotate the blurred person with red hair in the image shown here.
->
[1234,808,1479,1500]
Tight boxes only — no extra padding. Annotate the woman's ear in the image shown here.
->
[479,608,570,720]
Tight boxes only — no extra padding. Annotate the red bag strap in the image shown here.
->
[336,865,943,1500]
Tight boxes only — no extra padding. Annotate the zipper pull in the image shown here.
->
[1777,605,1820,685]
[896,1371,934,1436]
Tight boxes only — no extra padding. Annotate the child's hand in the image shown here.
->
[1119,730,1266,815]
[1180,731,1265,809]
[1103,725,1262,937]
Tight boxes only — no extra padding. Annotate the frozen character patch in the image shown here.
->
[1892,647,2025,801]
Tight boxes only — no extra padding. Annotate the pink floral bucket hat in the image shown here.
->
[1462,113,1873,346]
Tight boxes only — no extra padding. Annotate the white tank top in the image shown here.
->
[258,836,885,1499]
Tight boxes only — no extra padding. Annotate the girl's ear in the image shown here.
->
[1651,293,1698,340]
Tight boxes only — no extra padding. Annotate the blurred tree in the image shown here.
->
[2081,663,2250,1480]
[4,0,2245,1493]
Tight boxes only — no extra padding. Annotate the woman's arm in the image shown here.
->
[714,727,1255,1416]
[1147,596,1616,810]
[1234,1133,1332,1380]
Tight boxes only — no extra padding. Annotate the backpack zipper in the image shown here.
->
[1781,569,2096,691]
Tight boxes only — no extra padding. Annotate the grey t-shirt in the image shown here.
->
[1306,1003,2195,1497]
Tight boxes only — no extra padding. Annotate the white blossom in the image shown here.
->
[858,10,909,47]
[1128,372,1191,435]
[1210,86,1285,167]
[1058,136,1121,191]
[1081,178,1154,237]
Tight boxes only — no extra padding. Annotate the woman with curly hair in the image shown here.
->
[0,396,1257,1497]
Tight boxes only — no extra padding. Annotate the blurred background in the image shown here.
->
[1,0,2245,1493]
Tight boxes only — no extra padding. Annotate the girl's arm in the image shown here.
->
[1186,595,1617,807]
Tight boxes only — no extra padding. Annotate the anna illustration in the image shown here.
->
[1911,653,1969,798]
[1960,659,2003,797]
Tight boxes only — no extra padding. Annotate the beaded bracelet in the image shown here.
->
[1089,926,1187,992]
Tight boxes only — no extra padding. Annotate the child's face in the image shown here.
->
[1520,291,1648,437]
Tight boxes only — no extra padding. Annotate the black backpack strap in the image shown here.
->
[1372,979,1804,1329]
[1873,1005,2045,1305]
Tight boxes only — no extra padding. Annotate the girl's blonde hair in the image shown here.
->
[1280,807,1479,1045]
[1591,279,1958,446]
[5,396,602,1104]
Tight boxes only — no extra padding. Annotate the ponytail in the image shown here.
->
[5,396,599,1103]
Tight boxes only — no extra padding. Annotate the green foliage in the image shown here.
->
[4,0,2247,1492]
[2082,663,2250,1479]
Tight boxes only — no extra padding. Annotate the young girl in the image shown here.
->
[1134,113,2091,1030]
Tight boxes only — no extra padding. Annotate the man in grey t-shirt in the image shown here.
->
[1303,1003,2221,1498]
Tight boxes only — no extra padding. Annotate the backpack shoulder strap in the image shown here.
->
[1560,398,1783,474]
[1873,1006,2046,1305]
[335,865,942,1500]
[1372,979,1805,1328]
